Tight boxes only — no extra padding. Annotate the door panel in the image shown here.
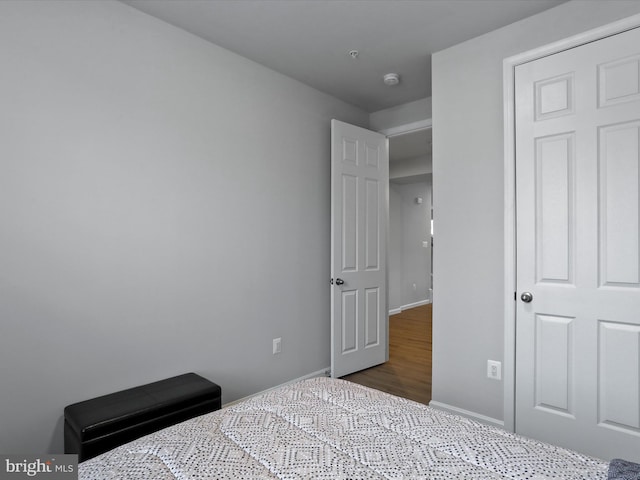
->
[331,120,388,378]
[515,27,640,461]
[341,290,358,354]
[535,133,574,284]
[535,314,574,416]
[598,320,640,431]
[598,54,640,107]
[599,122,640,286]
[364,287,380,347]
[342,174,358,271]
[365,179,380,270]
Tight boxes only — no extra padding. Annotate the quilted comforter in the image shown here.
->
[79,377,607,479]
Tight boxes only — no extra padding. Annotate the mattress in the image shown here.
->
[79,377,607,479]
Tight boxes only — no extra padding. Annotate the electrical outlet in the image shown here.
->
[272,338,282,355]
[487,360,501,380]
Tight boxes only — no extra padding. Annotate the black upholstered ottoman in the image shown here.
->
[64,373,221,462]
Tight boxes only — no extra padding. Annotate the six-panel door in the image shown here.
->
[331,120,388,378]
[515,27,640,461]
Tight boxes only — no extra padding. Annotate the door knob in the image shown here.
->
[520,292,533,303]
[335,278,345,285]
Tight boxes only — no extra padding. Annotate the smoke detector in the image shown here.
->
[383,73,400,86]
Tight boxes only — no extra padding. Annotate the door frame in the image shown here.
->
[377,118,432,138]
[376,118,433,317]
[502,13,640,433]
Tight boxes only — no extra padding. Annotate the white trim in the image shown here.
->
[502,47,517,434]
[402,298,431,309]
[222,368,330,408]
[429,400,505,429]
[378,118,432,137]
[502,13,640,434]
[388,298,431,316]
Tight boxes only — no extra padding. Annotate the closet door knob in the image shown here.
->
[520,292,533,303]
[335,278,345,286]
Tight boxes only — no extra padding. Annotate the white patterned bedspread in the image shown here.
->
[79,377,607,479]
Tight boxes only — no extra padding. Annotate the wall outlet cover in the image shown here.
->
[487,360,501,380]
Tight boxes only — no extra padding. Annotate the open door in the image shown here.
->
[331,119,389,378]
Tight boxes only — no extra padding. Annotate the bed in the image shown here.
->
[79,377,608,479]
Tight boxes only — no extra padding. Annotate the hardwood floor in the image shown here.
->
[341,303,432,405]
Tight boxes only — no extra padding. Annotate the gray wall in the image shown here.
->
[388,181,432,311]
[432,0,640,422]
[369,97,432,132]
[389,155,432,181]
[0,0,368,453]
[388,187,404,311]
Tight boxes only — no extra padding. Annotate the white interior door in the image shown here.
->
[331,119,388,378]
[515,27,640,461]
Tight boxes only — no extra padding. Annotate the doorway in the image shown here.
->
[388,127,432,313]
[342,126,433,404]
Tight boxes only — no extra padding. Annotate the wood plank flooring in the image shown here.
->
[341,304,432,405]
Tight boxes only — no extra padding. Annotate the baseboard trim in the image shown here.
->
[222,367,330,408]
[428,400,504,429]
[389,298,431,316]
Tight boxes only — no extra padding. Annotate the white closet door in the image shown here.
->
[515,27,640,461]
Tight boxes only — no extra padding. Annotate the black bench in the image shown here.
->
[64,373,221,462]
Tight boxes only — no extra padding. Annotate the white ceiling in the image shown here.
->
[122,0,567,113]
